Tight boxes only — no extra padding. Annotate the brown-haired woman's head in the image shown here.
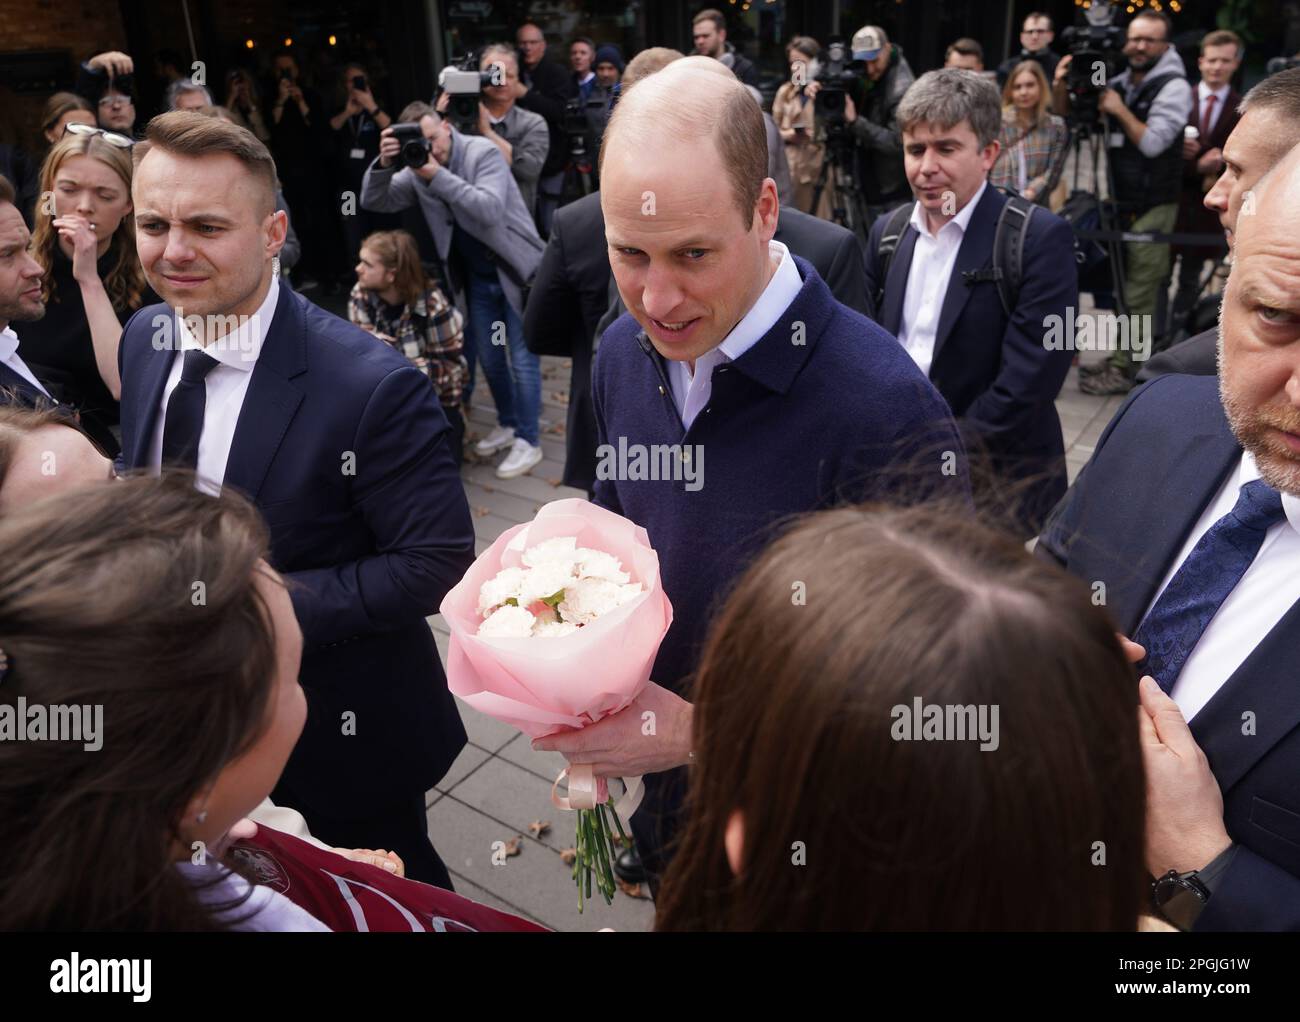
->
[0,402,112,512]
[40,92,96,146]
[33,133,146,312]
[356,229,427,308]
[655,504,1146,931]
[0,473,306,930]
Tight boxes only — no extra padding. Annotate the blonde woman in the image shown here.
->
[771,36,829,217]
[990,60,1068,205]
[22,128,153,453]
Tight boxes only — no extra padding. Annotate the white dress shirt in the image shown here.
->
[669,240,802,431]
[148,277,280,495]
[1142,451,1300,722]
[0,326,51,397]
[1197,81,1230,138]
[898,181,987,378]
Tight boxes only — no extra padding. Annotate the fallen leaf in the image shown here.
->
[473,506,490,517]
[560,847,577,866]
[481,483,495,493]
[528,820,551,838]
[545,478,563,488]
[551,390,570,404]
[616,878,650,899]
[502,836,522,857]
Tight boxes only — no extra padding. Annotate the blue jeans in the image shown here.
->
[464,275,540,446]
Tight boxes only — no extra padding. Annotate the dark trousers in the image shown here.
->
[273,784,454,890]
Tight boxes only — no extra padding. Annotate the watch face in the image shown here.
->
[1153,871,1207,931]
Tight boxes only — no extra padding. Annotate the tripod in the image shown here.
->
[561,130,596,204]
[808,124,873,242]
[1067,114,1128,318]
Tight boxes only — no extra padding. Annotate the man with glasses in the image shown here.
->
[75,50,138,137]
[1065,11,1192,395]
[996,13,1060,89]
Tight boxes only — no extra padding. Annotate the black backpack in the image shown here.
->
[875,191,1037,317]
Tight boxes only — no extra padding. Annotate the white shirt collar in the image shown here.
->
[173,275,280,371]
[576,71,595,86]
[909,180,987,240]
[715,240,802,364]
[0,326,19,362]
[1198,81,1230,103]
[1238,450,1300,535]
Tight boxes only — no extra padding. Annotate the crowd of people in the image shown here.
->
[0,6,1297,933]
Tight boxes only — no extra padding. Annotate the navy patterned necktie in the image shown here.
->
[161,349,219,470]
[1134,479,1287,693]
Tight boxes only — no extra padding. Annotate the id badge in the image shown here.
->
[350,147,366,160]
[403,339,421,360]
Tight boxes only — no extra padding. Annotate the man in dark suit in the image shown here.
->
[532,60,967,893]
[1039,143,1300,930]
[515,20,579,237]
[1168,30,1242,336]
[0,184,57,407]
[865,69,1076,533]
[525,190,869,493]
[120,112,475,888]
[1139,68,1300,385]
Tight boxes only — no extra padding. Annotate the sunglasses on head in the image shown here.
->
[63,122,135,148]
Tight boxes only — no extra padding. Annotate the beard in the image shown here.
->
[0,297,46,325]
[1219,325,1300,496]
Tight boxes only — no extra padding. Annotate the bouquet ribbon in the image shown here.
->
[551,765,645,828]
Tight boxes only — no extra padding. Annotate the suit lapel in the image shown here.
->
[881,228,918,336]
[932,187,1003,366]
[222,289,307,502]
[129,337,175,468]
[1191,599,1300,793]
[0,361,48,407]
[1108,426,1241,633]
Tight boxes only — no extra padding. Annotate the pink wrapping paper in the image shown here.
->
[439,499,674,740]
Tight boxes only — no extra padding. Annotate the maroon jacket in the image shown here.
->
[1176,85,1241,255]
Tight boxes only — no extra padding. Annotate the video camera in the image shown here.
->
[438,54,495,135]
[1266,56,1300,76]
[1060,4,1126,129]
[813,38,864,134]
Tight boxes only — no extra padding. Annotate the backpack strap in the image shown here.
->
[989,194,1036,317]
[875,201,915,309]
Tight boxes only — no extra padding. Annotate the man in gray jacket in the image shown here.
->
[362,102,547,478]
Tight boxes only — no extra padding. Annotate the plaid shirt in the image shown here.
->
[348,282,468,408]
[990,110,1069,203]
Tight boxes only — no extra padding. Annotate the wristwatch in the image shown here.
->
[1151,844,1235,931]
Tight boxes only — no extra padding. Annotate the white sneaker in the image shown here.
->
[474,425,516,457]
[496,437,543,479]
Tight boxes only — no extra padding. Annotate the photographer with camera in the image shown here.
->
[361,101,546,478]
[996,13,1061,89]
[806,26,915,228]
[1062,11,1192,395]
[74,51,137,136]
[436,45,549,217]
[330,64,395,270]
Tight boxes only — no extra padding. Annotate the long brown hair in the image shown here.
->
[39,92,95,140]
[33,134,146,312]
[360,229,428,308]
[655,504,1147,931]
[0,474,281,930]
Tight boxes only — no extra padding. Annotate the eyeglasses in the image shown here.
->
[97,92,133,108]
[63,122,135,148]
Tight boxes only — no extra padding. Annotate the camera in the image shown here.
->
[438,59,494,135]
[1266,56,1300,76]
[813,39,864,134]
[389,122,431,169]
[351,74,367,91]
[279,68,293,81]
[1060,5,1126,128]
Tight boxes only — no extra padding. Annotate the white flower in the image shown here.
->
[518,561,577,606]
[575,548,631,584]
[533,619,580,638]
[522,536,580,568]
[477,566,528,617]
[617,582,643,605]
[478,604,537,638]
[558,577,627,626]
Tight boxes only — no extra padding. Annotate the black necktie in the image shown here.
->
[161,349,219,470]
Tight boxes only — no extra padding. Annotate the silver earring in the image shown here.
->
[271,255,282,278]
[195,809,208,824]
